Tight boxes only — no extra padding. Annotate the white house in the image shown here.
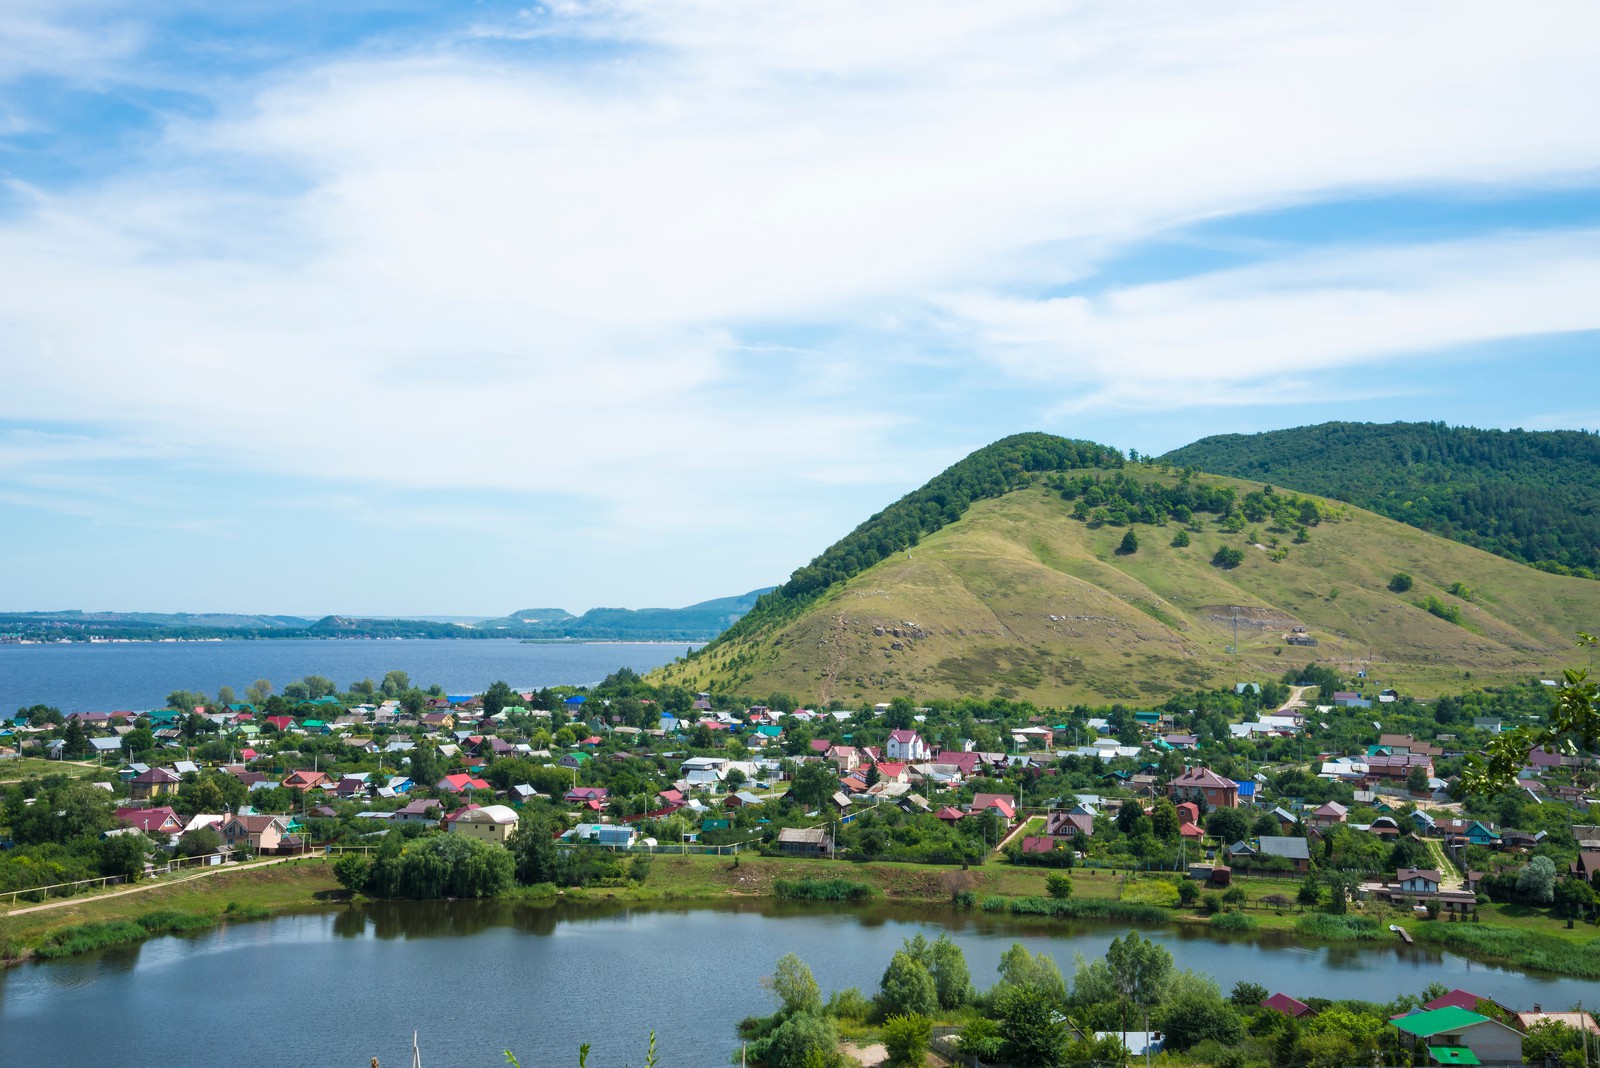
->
[1396,867,1442,894]
[885,729,930,762]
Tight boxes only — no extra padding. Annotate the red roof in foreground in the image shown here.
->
[1262,993,1315,1018]
[1423,989,1490,1012]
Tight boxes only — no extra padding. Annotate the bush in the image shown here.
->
[333,852,373,892]
[879,951,938,1018]
[1118,531,1139,555]
[1177,879,1200,906]
[1120,878,1180,907]
[749,1011,842,1068]
[985,896,1166,921]
[1294,914,1384,941]
[951,889,977,909]
[824,987,872,1023]
[958,1018,1004,1062]
[881,1014,931,1068]
[1045,872,1074,900]
[774,878,877,902]
[1213,546,1245,569]
[1211,911,1259,931]
[1172,530,1191,548]
[1389,572,1414,593]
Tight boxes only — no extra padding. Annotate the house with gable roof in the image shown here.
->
[1166,766,1239,808]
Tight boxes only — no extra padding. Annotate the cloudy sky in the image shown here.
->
[2,1,1598,616]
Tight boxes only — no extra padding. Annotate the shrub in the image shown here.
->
[1045,872,1074,900]
[879,951,938,1018]
[1120,878,1180,908]
[1177,879,1200,906]
[1211,911,1259,931]
[1213,546,1245,569]
[774,878,877,902]
[824,988,872,1022]
[1118,531,1139,555]
[1389,572,1414,593]
[881,1014,931,1068]
[1294,914,1384,941]
[1172,530,1191,547]
[951,889,976,909]
[1417,594,1462,624]
[958,1018,1004,1061]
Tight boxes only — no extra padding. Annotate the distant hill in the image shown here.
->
[652,436,1600,705]
[0,591,771,643]
[1161,422,1600,577]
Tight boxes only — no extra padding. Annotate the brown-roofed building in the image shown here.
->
[1167,766,1239,808]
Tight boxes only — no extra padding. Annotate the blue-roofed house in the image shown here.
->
[1234,780,1258,804]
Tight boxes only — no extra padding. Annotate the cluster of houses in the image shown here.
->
[13,684,1594,906]
[1261,988,1598,1067]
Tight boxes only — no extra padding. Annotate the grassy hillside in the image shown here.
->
[1161,422,1600,577]
[653,467,1600,705]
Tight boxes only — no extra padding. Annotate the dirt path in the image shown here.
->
[3,856,295,916]
[1423,838,1464,891]
[1276,685,1313,714]
[819,610,849,705]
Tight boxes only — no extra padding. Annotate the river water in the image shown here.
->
[0,900,1583,1068]
[0,639,696,712]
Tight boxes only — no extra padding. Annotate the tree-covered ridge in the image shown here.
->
[1160,421,1600,577]
[699,433,1125,651]
[1050,469,1331,532]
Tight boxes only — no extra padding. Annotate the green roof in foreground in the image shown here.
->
[1429,1047,1481,1066]
[1391,1007,1490,1037]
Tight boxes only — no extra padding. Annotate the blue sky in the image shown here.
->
[2,1,1598,616]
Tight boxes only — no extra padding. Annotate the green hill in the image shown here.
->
[1160,422,1600,577]
[653,441,1600,706]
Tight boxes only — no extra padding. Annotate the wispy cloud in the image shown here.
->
[0,1,1598,606]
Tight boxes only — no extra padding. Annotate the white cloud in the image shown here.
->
[1,0,1598,545]
[943,230,1600,411]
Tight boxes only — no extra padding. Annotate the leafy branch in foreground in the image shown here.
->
[1462,632,1598,794]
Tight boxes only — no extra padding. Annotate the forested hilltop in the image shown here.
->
[1161,422,1600,578]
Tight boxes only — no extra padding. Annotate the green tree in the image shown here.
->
[507,815,560,885]
[61,718,89,759]
[769,953,822,1016]
[1206,807,1250,845]
[1230,980,1269,1008]
[1161,982,1245,1051]
[1406,764,1430,793]
[1149,798,1180,841]
[998,943,1067,1003]
[878,950,938,1018]
[1516,856,1558,904]
[788,761,838,810]
[333,852,373,891]
[1105,931,1173,1054]
[1466,634,1599,793]
[920,933,972,1010]
[996,984,1070,1068]
[880,1014,931,1068]
[482,680,518,717]
[166,689,208,712]
[99,832,148,880]
[177,825,224,858]
[380,670,411,698]
[1212,546,1244,569]
[244,679,273,706]
[753,1011,840,1068]
[1171,529,1190,548]
[1388,572,1414,593]
[1118,530,1139,555]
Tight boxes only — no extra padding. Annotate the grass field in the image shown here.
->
[654,473,1600,705]
[0,757,114,783]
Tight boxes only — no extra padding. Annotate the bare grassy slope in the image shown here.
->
[655,470,1600,705]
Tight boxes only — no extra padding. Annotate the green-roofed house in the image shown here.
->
[1390,1007,1523,1067]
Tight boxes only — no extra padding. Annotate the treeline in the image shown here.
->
[1162,421,1600,575]
[1054,470,1329,531]
[701,433,1125,653]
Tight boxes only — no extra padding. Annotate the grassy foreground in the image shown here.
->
[6,853,1598,978]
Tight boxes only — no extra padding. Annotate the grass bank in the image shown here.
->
[0,858,342,964]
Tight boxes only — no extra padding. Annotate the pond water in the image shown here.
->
[0,900,1586,1068]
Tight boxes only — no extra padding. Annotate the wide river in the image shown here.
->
[0,901,1584,1068]
[0,639,696,712]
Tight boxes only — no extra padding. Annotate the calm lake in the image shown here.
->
[0,639,697,712]
[0,900,1583,1068]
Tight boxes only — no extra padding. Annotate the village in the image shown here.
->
[4,669,1599,1064]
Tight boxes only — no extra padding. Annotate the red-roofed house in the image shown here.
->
[283,769,330,792]
[564,786,608,806]
[264,715,294,732]
[933,751,982,778]
[1423,989,1493,1013]
[1262,993,1316,1019]
[809,739,832,754]
[873,762,909,784]
[115,806,183,835]
[436,773,489,793]
[1167,766,1239,808]
[934,805,966,822]
[970,793,1017,822]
